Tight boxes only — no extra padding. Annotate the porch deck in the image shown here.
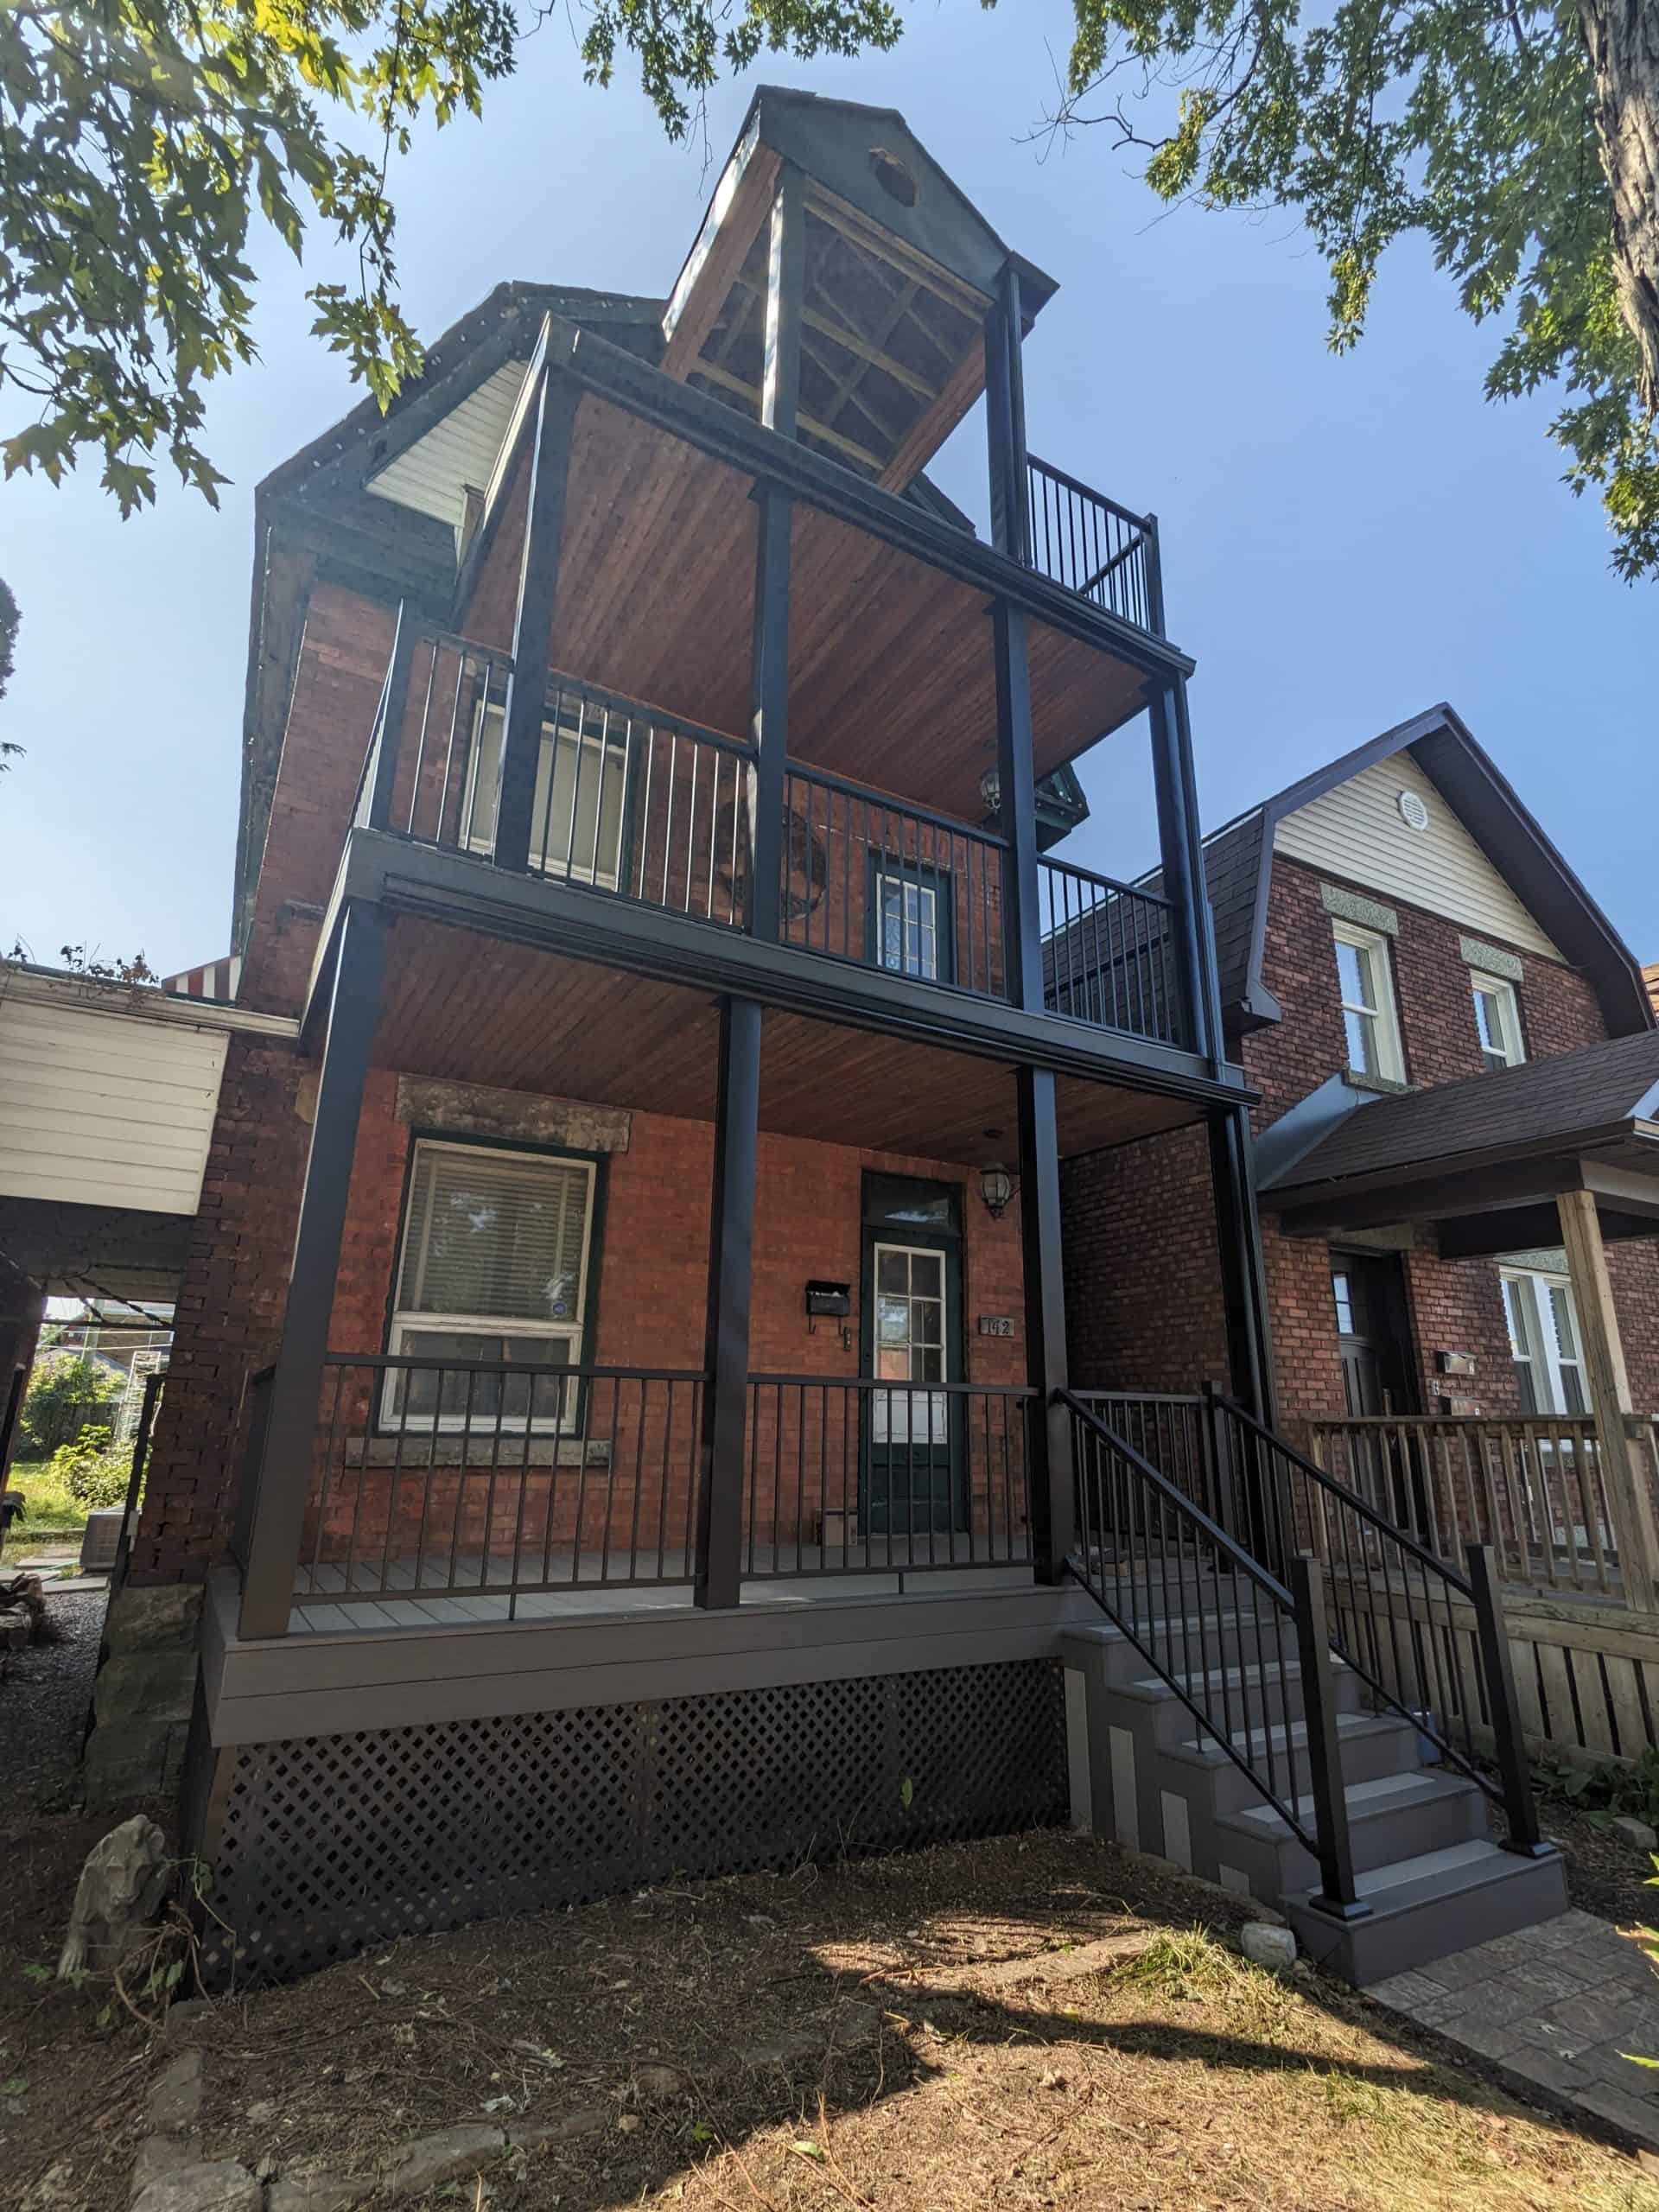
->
[289,1541,1034,1633]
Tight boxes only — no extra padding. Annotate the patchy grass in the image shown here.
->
[2,1457,92,1541]
[5,1826,1659,2211]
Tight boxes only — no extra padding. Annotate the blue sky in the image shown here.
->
[1,2,1654,976]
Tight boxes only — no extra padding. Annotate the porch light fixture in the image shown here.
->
[978,768,1001,819]
[978,1163,1014,1219]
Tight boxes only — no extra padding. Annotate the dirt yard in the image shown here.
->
[4,1819,1659,2212]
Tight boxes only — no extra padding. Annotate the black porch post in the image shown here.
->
[1148,678,1220,1062]
[238,900,388,1638]
[493,369,581,874]
[991,595,1074,1579]
[1209,1105,1276,1426]
[746,161,804,942]
[696,995,763,1608]
[984,263,1029,563]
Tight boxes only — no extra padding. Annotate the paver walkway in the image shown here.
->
[1370,1908,1659,2148]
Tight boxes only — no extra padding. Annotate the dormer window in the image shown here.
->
[1332,920,1405,1083]
[1471,972,1524,1072]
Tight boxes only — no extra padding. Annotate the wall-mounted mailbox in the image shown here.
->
[1440,1395,1482,1418]
[1439,1350,1478,1377]
[805,1281,852,1319]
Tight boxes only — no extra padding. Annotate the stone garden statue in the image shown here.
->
[58,1814,170,1976]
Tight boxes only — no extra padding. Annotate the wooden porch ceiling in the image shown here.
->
[463,392,1151,825]
[373,918,1198,1165]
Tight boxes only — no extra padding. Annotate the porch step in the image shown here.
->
[1214,1768,1487,1885]
[1283,1840,1569,1986]
[1163,1709,1419,1808]
[1117,1656,1357,1742]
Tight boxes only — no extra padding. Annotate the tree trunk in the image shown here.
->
[1579,0,1659,415]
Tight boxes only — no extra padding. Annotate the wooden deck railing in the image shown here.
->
[1306,1414,1619,1599]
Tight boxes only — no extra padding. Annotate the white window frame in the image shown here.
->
[1499,1266,1587,1417]
[461,700,628,890]
[385,1140,598,1433]
[874,870,941,981]
[1471,972,1525,1072]
[1332,920,1405,1083]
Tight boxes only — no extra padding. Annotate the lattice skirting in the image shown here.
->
[196,1661,1070,1985]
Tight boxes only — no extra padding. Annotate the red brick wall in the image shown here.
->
[238,584,397,1017]
[132,1063,1030,1582]
[1063,851,1659,1430]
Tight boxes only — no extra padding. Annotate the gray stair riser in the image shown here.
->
[1181,1715,1422,1816]
[1286,1853,1570,1986]
[1214,1780,1489,1897]
[1111,1662,1362,1748]
[1096,1617,1294,1685]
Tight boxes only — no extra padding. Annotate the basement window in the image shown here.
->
[384,1140,597,1430]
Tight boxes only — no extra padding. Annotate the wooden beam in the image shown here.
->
[1557,1186,1659,1614]
[804,181,990,324]
[688,359,886,474]
[761,162,805,441]
[662,142,783,377]
[879,340,983,494]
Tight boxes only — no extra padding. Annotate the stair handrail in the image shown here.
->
[1058,1389,1365,1919]
[1212,1393,1547,1854]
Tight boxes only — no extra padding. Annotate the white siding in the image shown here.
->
[365,360,528,531]
[1274,753,1562,959]
[0,999,229,1214]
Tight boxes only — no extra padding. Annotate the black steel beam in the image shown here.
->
[747,486,791,942]
[1148,683,1214,1060]
[697,996,764,1609]
[367,601,416,832]
[1017,1065,1074,1580]
[494,371,582,874]
[238,900,388,1639]
[992,600,1042,1013]
[1209,1105,1277,1425]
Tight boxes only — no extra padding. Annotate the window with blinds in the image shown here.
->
[385,1141,597,1428]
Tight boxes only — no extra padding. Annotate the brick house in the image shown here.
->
[81,90,1604,1987]
[1064,709,1659,1768]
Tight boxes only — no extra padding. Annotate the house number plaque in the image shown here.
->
[977,1315,1015,1338]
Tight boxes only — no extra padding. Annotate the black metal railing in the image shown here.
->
[280,1356,706,1614]
[1061,1390,1363,1914]
[779,764,1009,1000]
[1071,1392,1218,1519]
[1025,457,1160,634]
[743,1377,1033,1580]
[1214,1395,1544,1852]
[1039,857,1185,1046]
[361,634,757,932]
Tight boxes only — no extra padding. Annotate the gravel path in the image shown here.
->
[0,1587,107,1810]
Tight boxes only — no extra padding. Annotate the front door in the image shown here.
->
[1331,1250,1427,1532]
[861,1176,963,1536]
[1331,1253,1416,1417]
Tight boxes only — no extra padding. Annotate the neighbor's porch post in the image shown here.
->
[696,995,764,1608]
[493,362,582,874]
[238,899,387,1639]
[1556,1187,1659,1613]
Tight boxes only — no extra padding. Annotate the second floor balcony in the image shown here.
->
[350,633,1192,1055]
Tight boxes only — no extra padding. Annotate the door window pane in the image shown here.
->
[877,873,940,980]
[1332,1271,1356,1336]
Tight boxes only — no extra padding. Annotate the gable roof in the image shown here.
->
[1198,703,1651,1039]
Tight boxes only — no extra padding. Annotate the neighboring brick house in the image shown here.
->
[1064,705,1659,1541]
